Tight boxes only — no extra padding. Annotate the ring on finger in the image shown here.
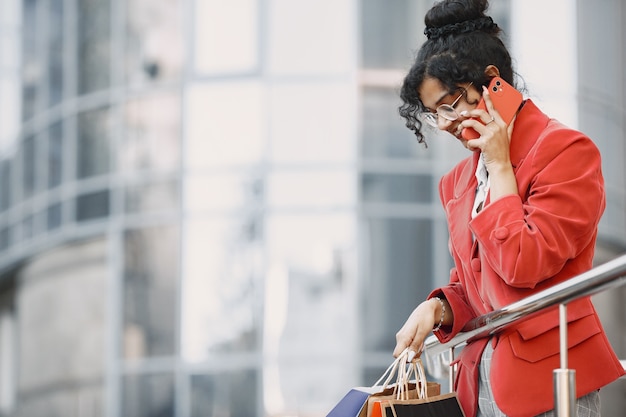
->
[486,116,495,125]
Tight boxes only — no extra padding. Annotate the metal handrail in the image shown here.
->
[422,253,626,416]
[422,253,626,380]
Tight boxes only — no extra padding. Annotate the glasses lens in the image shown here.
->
[421,112,438,127]
[437,104,458,121]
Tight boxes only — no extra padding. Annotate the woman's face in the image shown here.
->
[418,77,482,148]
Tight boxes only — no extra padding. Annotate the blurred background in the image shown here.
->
[0,0,624,416]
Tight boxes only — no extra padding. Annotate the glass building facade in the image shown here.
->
[0,1,624,416]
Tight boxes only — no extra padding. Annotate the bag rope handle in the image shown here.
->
[372,347,410,389]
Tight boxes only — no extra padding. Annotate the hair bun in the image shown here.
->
[424,16,497,40]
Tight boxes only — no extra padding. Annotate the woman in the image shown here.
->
[392,1,625,416]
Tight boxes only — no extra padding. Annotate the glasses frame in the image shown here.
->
[421,82,473,128]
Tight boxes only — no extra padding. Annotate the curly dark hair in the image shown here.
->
[399,0,516,144]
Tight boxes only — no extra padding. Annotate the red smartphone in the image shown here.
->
[461,76,523,140]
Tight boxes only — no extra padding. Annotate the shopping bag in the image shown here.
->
[367,358,441,417]
[371,355,463,417]
[326,349,419,417]
[367,382,441,417]
[326,386,383,417]
[379,393,465,416]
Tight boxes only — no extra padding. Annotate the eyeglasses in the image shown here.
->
[421,82,473,128]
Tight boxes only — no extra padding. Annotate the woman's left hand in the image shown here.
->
[460,86,519,201]
[460,86,514,169]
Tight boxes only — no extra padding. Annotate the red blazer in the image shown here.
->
[430,100,625,417]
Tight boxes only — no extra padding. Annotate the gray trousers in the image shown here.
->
[477,341,600,417]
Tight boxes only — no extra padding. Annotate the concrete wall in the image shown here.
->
[16,238,108,417]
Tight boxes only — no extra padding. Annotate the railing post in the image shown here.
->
[448,346,455,393]
[553,303,575,417]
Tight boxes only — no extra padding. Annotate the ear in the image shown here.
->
[484,65,500,78]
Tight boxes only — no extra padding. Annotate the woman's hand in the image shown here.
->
[460,86,512,167]
[393,298,448,360]
[460,86,519,202]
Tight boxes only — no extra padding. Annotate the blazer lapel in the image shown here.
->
[446,153,480,258]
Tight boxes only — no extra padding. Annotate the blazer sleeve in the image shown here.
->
[428,269,479,342]
[469,125,605,288]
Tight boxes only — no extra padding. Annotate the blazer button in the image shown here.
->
[471,258,481,271]
[493,227,510,241]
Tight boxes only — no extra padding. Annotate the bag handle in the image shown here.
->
[372,349,432,400]
[386,401,399,417]
[372,348,411,389]
[415,358,428,399]
[394,359,412,400]
[394,357,429,400]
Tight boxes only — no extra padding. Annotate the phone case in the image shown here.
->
[461,77,523,140]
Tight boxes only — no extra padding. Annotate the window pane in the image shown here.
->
[21,215,34,241]
[21,135,36,198]
[0,228,10,252]
[182,217,262,360]
[125,180,179,214]
[122,373,174,417]
[21,0,39,121]
[47,202,62,230]
[77,108,111,178]
[48,122,63,188]
[0,0,20,27]
[78,0,110,94]
[263,212,358,412]
[361,0,425,69]
[0,78,21,150]
[269,83,355,164]
[47,1,64,106]
[0,160,10,211]
[190,371,258,417]
[362,218,433,351]
[122,94,181,172]
[126,0,183,84]
[268,0,353,75]
[194,0,258,74]
[267,170,355,209]
[76,190,110,221]
[124,226,179,358]
[184,172,264,213]
[185,81,264,169]
[361,87,426,159]
[1,0,21,148]
[361,173,432,204]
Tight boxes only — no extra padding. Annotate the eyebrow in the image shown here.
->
[424,90,455,112]
[435,91,451,106]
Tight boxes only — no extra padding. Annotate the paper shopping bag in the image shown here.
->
[367,381,441,417]
[376,356,464,417]
[379,392,466,416]
[367,358,442,417]
[326,349,416,417]
[326,386,383,417]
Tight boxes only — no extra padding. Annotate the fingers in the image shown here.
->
[460,87,505,150]
[394,328,426,361]
[406,344,424,363]
[394,320,419,358]
[481,85,497,116]
[461,86,501,126]
[393,331,411,358]
[393,300,438,360]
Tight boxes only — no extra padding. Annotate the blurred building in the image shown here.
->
[0,1,624,417]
